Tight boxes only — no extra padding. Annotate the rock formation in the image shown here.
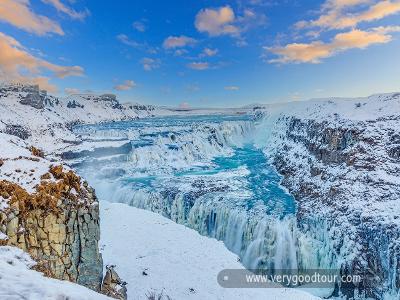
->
[20,92,45,109]
[101,265,128,300]
[0,165,103,291]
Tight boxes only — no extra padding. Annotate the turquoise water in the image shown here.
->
[74,115,300,272]
[177,144,296,215]
[75,115,296,219]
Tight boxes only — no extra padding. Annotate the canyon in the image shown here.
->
[1,84,399,299]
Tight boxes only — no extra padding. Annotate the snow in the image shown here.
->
[0,231,7,240]
[0,133,54,193]
[0,91,159,152]
[65,140,130,152]
[0,133,32,158]
[0,246,111,300]
[259,92,400,122]
[100,201,319,300]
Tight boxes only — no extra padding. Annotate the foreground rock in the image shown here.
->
[0,166,103,290]
[0,133,103,291]
[101,265,128,300]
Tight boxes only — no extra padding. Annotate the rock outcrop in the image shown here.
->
[0,165,103,291]
[20,92,45,109]
[101,265,128,300]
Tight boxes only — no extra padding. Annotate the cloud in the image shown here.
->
[224,86,240,90]
[141,57,161,71]
[64,87,80,94]
[0,32,84,92]
[132,20,146,32]
[117,34,141,48]
[116,34,157,54]
[41,0,89,20]
[174,49,189,56]
[195,6,239,37]
[268,27,400,64]
[200,48,218,57]
[0,0,63,35]
[297,0,400,31]
[114,80,136,91]
[195,6,266,40]
[323,0,370,10]
[163,36,197,49]
[186,62,209,70]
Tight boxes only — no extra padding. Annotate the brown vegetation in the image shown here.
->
[0,165,83,216]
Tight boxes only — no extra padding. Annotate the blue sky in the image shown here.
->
[0,0,400,107]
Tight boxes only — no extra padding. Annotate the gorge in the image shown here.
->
[69,93,400,300]
[1,86,399,299]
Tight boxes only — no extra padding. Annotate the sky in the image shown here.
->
[0,0,400,107]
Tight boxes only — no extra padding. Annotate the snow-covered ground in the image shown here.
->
[0,246,111,300]
[100,201,319,300]
[255,92,400,122]
[0,133,54,193]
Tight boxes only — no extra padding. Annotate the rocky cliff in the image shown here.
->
[259,93,400,299]
[0,134,103,291]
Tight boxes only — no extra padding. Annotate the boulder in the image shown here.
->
[101,265,128,300]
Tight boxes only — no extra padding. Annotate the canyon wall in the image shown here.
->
[259,94,400,299]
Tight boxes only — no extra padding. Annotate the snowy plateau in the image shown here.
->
[0,84,399,300]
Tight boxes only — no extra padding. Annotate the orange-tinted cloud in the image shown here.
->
[268,27,400,63]
[163,36,197,49]
[195,6,239,37]
[0,0,63,36]
[114,80,136,91]
[200,48,218,57]
[0,32,84,92]
[297,0,400,30]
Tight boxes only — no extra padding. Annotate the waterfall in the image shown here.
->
[76,115,344,297]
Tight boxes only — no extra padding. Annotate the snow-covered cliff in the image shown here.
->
[0,133,104,291]
[256,93,400,299]
[0,84,162,152]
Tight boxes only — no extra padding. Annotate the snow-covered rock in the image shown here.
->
[0,84,163,152]
[255,93,400,299]
[0,133,104,292]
